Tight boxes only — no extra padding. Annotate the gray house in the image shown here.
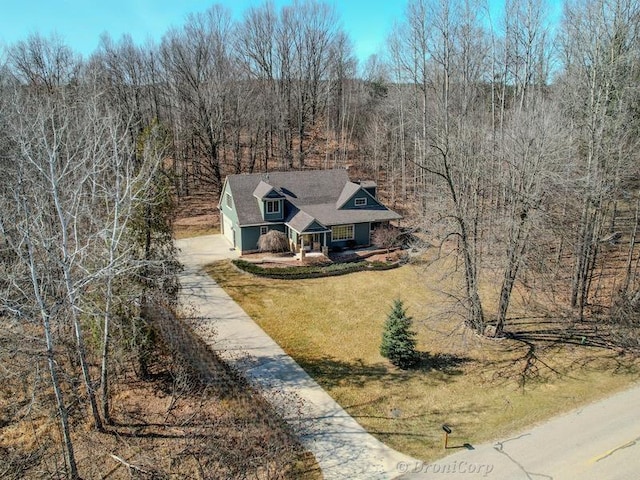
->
[219,169,402,254]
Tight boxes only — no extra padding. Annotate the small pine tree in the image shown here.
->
[380,299,419,369]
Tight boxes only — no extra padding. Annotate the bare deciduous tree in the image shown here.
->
[161,5,236,193]
[392,0,490,333]
[560,0,640,319]
[7,33,79,93]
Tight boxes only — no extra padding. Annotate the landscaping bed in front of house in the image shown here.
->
[206,255,640,462]
[233,248,406,279]
[232,257,401,279]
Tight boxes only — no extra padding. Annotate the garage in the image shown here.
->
[221,212,235,248]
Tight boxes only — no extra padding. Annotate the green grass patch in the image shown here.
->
[207,258,640,461]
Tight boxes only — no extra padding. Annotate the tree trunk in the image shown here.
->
[495,211,529,336]
[623,195,640,293]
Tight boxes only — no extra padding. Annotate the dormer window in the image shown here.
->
[355,197,367,206]
[266,199,280,214]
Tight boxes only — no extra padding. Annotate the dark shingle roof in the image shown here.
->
[253,180,277,199]
[225,169,401,229]
[287,209,318,232]
[336,182,361,208]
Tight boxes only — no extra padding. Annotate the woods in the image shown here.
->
[1,0,640,478]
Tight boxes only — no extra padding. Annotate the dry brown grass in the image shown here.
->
[208,254,640,461]
[173,192,220,239]
[0,320,319,479]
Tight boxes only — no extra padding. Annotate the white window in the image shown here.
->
[226,193,233,208]
[266,200,280,214]
[260,226,268,235]
[331,225,354,241]
[354,197,367,206]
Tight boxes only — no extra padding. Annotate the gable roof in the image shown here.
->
[336,182,361,208]
[287,208,318,233]
[253,180,283,199]
[223,169,401,229]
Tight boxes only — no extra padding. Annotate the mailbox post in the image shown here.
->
[442,425,452,449]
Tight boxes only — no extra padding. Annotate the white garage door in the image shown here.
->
[222,213,235,248]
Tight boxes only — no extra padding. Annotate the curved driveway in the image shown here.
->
[176,235,416,480]
[177,236,640,480]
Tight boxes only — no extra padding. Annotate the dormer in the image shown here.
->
[358,180,377,198]
[336,181,383,210]
[253,180,284,221]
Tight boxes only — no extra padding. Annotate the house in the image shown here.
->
[219,169,402,254]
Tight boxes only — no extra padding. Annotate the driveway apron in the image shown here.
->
[176,235,416,480]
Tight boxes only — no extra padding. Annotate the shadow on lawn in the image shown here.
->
[300,357,391,390]
[299,352,471,390]
[480,316,639,389]
[415,352,471,374]
[502,317,613,349]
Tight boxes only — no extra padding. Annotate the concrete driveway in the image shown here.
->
[175,234,416,480]
[176,234,239,267]
[176,235,640,479]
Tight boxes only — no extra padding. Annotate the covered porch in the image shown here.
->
[285,210,330,256]
[288,228,330,255]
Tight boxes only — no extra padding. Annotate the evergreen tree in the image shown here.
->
[380,299,419,369]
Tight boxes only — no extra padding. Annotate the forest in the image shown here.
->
[1,0,639,478]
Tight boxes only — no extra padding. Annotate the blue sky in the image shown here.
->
[0,1,561,64]
[0,0,406,62]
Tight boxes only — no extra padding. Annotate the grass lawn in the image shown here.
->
[206,255,639,461]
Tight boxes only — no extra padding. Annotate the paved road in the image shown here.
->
[175,235,416,480]
[396,378,640,479]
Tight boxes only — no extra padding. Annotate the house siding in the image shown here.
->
[219,182,240,249]
[340,191,384,210]
[290,229,299,248]
[354,223,371,246]
[260,194,284,222]
[263,201,283,221]
[240,223,286,253]
[329,222,371,249]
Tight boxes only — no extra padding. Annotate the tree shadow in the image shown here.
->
[298,352,472,391]
[300,356,393,390]
[486,316,629,389]
[415,352,471,375]
[500,316,612,349]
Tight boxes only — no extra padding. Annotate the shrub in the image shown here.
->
[257,230,289,252]
[380,299,419,369]
[372,224,401,251]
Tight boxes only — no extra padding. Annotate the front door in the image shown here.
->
[301,234,312,251]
